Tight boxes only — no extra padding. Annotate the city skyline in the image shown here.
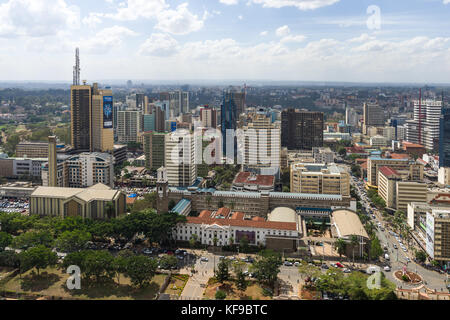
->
[0,0,449,83]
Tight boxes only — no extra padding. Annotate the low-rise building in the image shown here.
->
[290,163,350,196]
[30,184,126,219]
[232,172,275,192]
[173,206,302,252]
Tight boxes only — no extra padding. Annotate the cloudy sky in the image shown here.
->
[0,0,450,83]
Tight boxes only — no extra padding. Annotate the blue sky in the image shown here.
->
[0,0,449,82]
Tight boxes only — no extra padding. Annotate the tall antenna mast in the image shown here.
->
[73,48,80,86]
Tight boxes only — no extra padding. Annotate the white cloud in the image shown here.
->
[220,0,239,4]
[444,0,450,4]
[260,31,268,36]
[139,33,179,56]
[80,26,138,54]
[82,13,103,28]
[0,0,80,37]
[280,34,306,43]
[104,0,168,21]
[238,15,243,20]
[348,33,376,43]
[155,3,204,35]
[250,0,340,10]
[276,25,290,37]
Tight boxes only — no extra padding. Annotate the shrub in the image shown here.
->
[215,290,227,300]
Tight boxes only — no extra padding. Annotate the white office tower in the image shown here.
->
[66,152,114,188]
[165,130,197,187]
[241,112,281,176]
[405,100,442,150]
[345,106,358,126]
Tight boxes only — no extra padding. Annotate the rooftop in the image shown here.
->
[233,172,275,186]
[378,166,400,178]
[332,209,369,239]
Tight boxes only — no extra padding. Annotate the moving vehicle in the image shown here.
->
[384,266,391,272]
[385,253,390,261]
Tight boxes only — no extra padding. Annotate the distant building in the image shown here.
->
[200,106,217,128]
[117,109,142,143]
[143,132,166,171]
[363,103,384,134]
[221,91,238,156]
[16,142,49,158]
[367,156,423,187]
[282,109,324,150]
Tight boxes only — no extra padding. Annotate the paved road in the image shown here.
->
[350,176,449,291]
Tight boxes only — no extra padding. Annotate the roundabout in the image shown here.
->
[394,269,422,285]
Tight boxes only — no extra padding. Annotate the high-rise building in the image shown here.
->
[439,107,450,168]
[406,100,442,150]
[165,91,189,117]
[65,152,114,188]
[143,114,156,132]
[363,103,384,133]
[241,112,281,175]
[144,132,166,171]
[165,131,196,187]
[117,109,143,143]
[221,91,238,155]
[281,109,324,150]
[200,106,217,128]
[233,92,246,116]
[91,84,114,152]
[71,84,92,152]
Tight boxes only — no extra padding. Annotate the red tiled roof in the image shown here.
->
[199,210,212,218]
[214,207,231,218]
[233,172,275,186]
[379,166,400,177]
[126,197,136,205]
[403,141,425,148]
[252,217,265,222]
[230,212,245,220]
[185,216,297,231]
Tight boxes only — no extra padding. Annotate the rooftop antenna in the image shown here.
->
[73,48,80,86]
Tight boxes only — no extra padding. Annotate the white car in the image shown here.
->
[343,268,351,273]
[200,257,209,262]
[384,266,391,272]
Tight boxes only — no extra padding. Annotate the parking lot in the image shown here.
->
[0,198,29,214]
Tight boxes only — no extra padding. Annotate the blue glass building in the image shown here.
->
[221,91,238,156]
[439,107,450,168]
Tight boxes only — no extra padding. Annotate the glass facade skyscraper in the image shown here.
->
[439,108,450,168]
[221,91,238,156]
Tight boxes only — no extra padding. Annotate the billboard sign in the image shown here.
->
[170,121,177,132]
[236,231,256,245]
[103,96,113,129]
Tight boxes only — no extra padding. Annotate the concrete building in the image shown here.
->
[396,181,428,212]
[367,156,423,187]
[363,103,384,134]
[48,136,58,187]
[143,131,166,171]
[30,184,126,220]
[312,147,335,164]
[232,172,275,192]
[405,100,442,151]
[282,109,324,150]
[65,152,114,188]
[407,203,450,266]
[200,106,217,128]
[173,206,301,252]
[438,167,450,186]
[290,163,350,197]
[370,135,387,148]
[91,84,114,152]
[16,142,49,158]
[165,131,197,187]
[241,112,281,175]
[117,109,143,143]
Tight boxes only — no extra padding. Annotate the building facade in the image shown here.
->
[281,109,324,150]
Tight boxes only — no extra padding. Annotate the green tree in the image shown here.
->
[239,236,250,253]
[168,200,176,211]
[298,261,321,280]
[334,238,347,258]
[0,231,13,250]
[83,250,116,282]
[0,250,20,268]
[236,270,248,292]
[105,201,116,219]
[124,255,158,288]
[351,235,359,262]
[19,245,58,275]
[216,258,231,283]
[370,237,383,260]
[251,250,282,288]
[55,230,92,253]
[12,230,54,249]
[415,250,427,263]
[159,254,177,269]
[215,290,227,300]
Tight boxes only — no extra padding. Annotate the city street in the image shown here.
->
[350,175,449,292]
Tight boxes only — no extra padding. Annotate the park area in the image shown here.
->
[163,274,189,297]
[0,267,167,300]
[203,278,272,300]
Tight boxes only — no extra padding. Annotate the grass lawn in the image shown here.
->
[203,278,272,300]
[1,267,167,300]
[163,274,189,296]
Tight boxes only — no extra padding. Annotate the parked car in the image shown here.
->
[384,266,391,272]
[200,257,209,262]
[284,261,293,267]
[343,268,351,273]
[335,262,344,268]
[321,264,329,269]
